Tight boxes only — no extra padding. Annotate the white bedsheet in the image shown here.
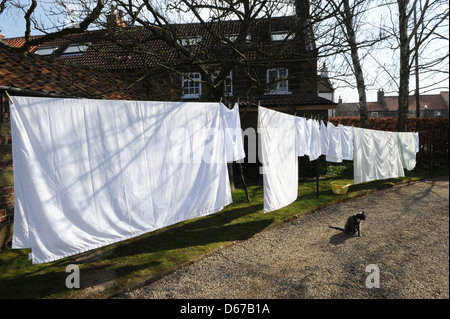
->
[353,127,404,184]
[259,107,298,213]
[11,97,243,264]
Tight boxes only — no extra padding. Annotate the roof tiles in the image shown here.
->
[0,42,142,100]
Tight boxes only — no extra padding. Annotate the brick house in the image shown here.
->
[2,13,336,113]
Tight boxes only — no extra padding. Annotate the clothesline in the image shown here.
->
[259,107,419,213]
[10,97,419,263]
[11,97,246,264]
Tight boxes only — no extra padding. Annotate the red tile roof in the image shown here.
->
[0,41,142,100]
[367,93,449,112]
[3,16,310,71]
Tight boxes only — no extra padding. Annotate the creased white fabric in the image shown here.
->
[221,103,246,162]
[397,132,417,171]
[295,116,309,157]
[413,132,420,153]
[340,124,354,161]
[259,107,298,213]
[325,122,343,163]
[320,120,329,156]
[308,119,321,161]
[353,127,404,184]
[11,96,241,264]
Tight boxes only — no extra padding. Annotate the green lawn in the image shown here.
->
[0,163,445,299]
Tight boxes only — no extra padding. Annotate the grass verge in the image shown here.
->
[0,165,446,299]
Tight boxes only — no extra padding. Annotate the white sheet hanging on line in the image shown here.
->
[340,124,354,161]
[308,119,321,161]
[11,96,243,264]
[320,120,329,156]
[325,122,343,163]
[397,132,417,171]
[221,103,246,162]
[259,107,298,213]
[295,116,309,157]
[353,127,404,184]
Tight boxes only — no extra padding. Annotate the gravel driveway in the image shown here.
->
[117,177,449,299]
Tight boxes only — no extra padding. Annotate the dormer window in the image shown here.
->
[34,46,58,56]
[271,31,294,42]
[61,43,91,56]
[223,34,252,44]
[178,36,202,47]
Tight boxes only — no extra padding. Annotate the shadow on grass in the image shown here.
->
[0,202,269,299]
[108,203,269,264]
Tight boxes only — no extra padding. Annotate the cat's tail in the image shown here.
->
[328,225,345,231]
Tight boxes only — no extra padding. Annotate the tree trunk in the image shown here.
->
[342,0,369,128]
[397,0,410,132]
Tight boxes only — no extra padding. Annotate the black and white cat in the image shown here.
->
[329,211,366,237]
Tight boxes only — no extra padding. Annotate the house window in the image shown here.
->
[212,71,233,97]
[182,73,202,98]
[267,69,290,94]
[179,36,202,46]
[34,46,58,56]
[61,43,91,56]
[223,34,252,44]
[271,31,294,42]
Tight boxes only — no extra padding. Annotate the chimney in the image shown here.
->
[107,9,126,30]
[338,95,342,106]
[377,89,386,108]
[0,30,5,41]
[320,62,328,78]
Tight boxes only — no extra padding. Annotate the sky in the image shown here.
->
[1,3,448,104]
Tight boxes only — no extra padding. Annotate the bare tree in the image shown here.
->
[376,0,449,131]
[1,0,106,52]
[308,0,390,128]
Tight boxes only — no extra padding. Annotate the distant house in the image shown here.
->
[335,89,449,118]
[367,89,449,118]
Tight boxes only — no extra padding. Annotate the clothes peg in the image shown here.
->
[4,91,13,105]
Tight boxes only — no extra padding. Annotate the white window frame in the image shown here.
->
[212,71,233,97]
[34,46,58,56]
[271,31,294,42]
[61,43,91,56]
[266,68,290,95]
[182,72,202,98]
[178,36,202,47]
[223,34,252,44]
